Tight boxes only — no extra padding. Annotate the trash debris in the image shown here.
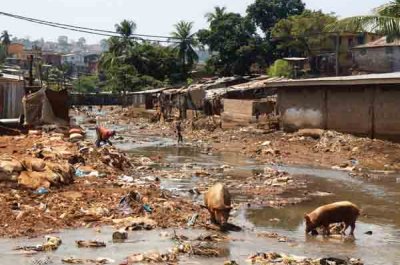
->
[247,252,363,265]
[122,252,178,264]
[143,204,153,213]
[61,257,114,264]
[113,217,157,231]
[34,187,49,195]
[187,213,199,227]
[14,236,62,252]
[113,230,128,241]
[75,240,106,248]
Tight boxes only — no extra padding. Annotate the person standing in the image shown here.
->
[175,121,183,144]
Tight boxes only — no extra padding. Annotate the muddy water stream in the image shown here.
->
[2,118,400,264]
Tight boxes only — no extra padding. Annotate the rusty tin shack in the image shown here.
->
[0,74,25,119]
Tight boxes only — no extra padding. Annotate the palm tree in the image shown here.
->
[115,20,136,38]
[205,6,227,22]
[1,31,11,56]
[171,21,199,79]
[328,0,400,41]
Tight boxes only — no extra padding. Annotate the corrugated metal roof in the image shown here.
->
[131,87,169,94]
[354,37,400,49]
[264,72,400,87]
[0,74,24,82]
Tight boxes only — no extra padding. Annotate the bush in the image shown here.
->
[73,75,100,93]
[267,59,292,78]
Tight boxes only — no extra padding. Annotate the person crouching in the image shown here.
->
[95,126,116,147]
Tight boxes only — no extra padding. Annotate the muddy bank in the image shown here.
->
[106,106,400,172]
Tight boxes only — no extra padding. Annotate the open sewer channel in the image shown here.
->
[2,123,400,264]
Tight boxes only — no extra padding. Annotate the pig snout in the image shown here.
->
[214,208,231,226]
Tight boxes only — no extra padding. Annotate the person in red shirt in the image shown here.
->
[95,126,116,147]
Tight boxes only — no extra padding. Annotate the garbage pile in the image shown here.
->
[247,252,363,265]
[14,236,62,253]
[0,155,74,190]
[120,232,229,264]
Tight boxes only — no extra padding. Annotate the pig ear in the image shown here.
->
[304,214,310,221]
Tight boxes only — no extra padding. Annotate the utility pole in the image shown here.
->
[335,33,340,76]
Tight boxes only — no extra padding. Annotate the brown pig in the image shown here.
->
[204,183,232,226]
[304,201,360,236]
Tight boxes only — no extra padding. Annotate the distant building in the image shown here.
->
[84,54,100,74]
[7,43,25,59]
[314,32,381,75]
[61,54,85,66]
[353,37,400,73]
[42,52,62,67]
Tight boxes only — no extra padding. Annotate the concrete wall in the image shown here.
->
[278,84,400,141]
[326,87,372,136]
[374,85,400,141]
[278,87,325,131]
[222,99,275,123]
[353,47,400,73]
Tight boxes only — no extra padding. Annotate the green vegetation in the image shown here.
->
[100,20,184,93]
[1,31,11,56]
[329,0,400,42]
[73,75,100,93]
[198,7,268,75]
[171,21,199,80]
[267,59,292,78]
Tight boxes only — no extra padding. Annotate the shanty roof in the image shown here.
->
[0,73,24,82]
[205,76,286,99]
[264,72,400,87]
[131,87,169,94]
[354,37,400,49]
[283,57,308,61]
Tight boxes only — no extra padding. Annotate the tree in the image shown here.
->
[115,20,136,38]
[1,31,11,56]
[198,11,268,75]
[77,37,87,51]
[57,36,70,52]
[205,6,227,22]
[0,44,6,63]
[328,0,400,41]
[272,11,337,58]
[171,21,199,79]
[44,65,72,90]
[73,75,100,93]
[100,39,109,52]
[247,0,305,35]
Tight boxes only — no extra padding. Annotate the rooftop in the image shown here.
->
[265,72,400,87]
[0,73,24,82]
[354,37,400,49]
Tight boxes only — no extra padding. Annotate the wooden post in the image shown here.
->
[335,33,340,76]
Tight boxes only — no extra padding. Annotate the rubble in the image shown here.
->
[14,236,62,252]
[121,252,178,264]
[76,240,106,248]
[62,257,114,264]
[247,252,364,265]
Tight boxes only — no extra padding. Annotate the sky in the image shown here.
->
[0,0,389,44]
